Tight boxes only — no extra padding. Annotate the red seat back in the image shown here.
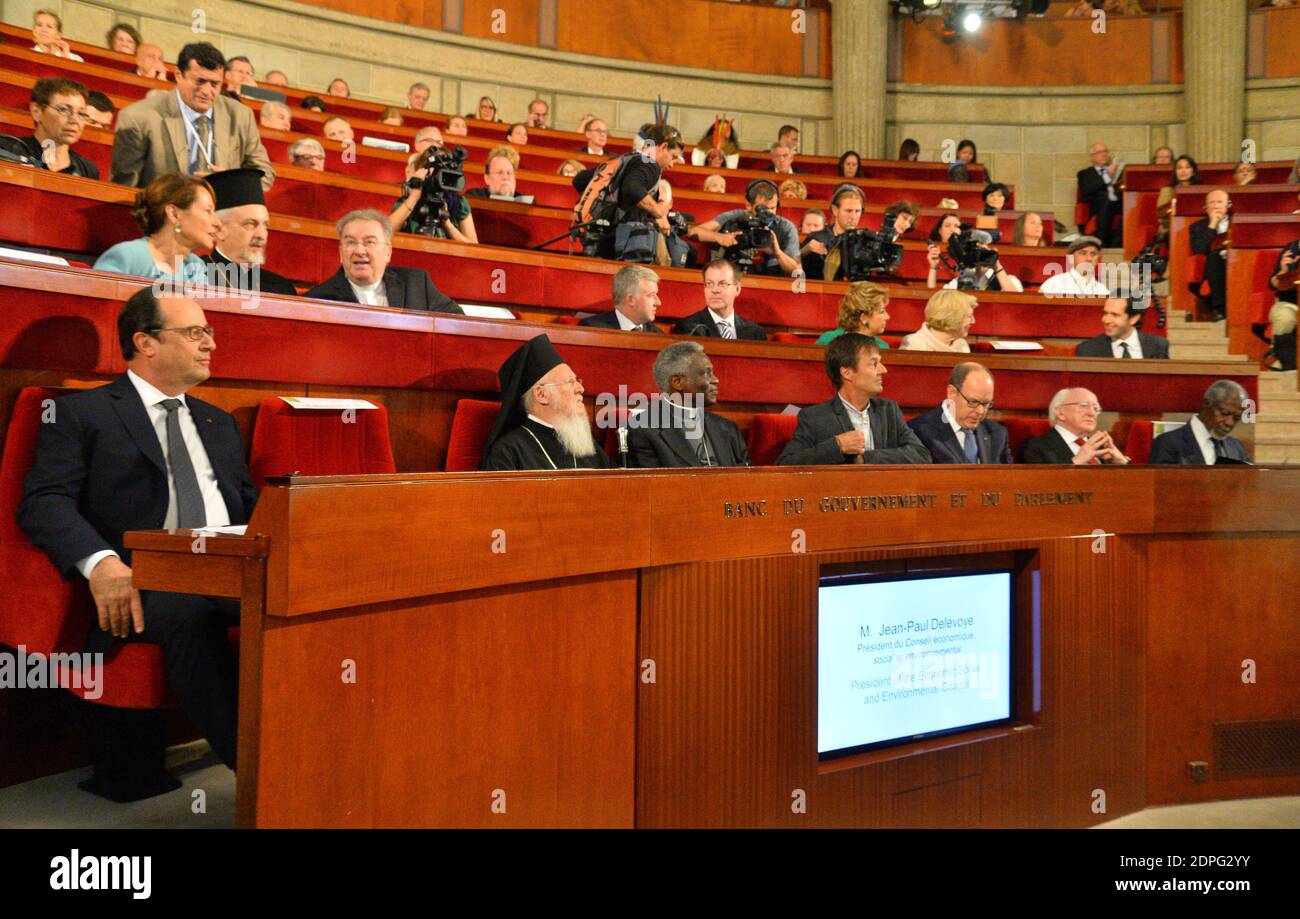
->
[772,332,820,343]
[248,398,396,487]
[445,399,500,471]
[1001,416,1051,459]
[554,315,581,325]
[747,413,799,466]
[1124,419,1155,464]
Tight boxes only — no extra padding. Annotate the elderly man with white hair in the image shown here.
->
[259,100,291,132]
[203,168,297,296]
[1019,387,1129,464]
[288,137,326,171]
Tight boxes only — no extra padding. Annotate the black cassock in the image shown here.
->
[480,418,612,471]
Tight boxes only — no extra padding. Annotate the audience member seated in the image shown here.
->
[883,200,920,237]
[480,334,609,471]
[526,99,550,129]
[472,96,500,122]
[85,92,116,130]
[446,115,469,136]
[467,150,532,203]
[672,259,766,340]
[135,43,168,81]
[18,287,257,771]
[1155,155,1199,241]
[107,22,142,55]
[327,78,351,98]
[1013,212,1046,247]
[691,118,740,169]
[413,126,443,153]
[816,281,892,348]
[259,101,292,132]
[947,163,971,183]
[1266,239,1299,371]
[800,209,826,237]
[391,152,477,244]
[406,82,430,110]
[1151,145,1174,166]
[982,182,1009,215]
[1233,161,1257,186]
[579,265,661,331]
[579,119,608,155]
[629,342,749,468]
[557,159,583,177]
[379,107,404,127]
[702,174,728,194]
[1149,381,1251,465]
[901,289,977,353]
[301,96,327,113]
[777,125,800,155]
[322,116,354,144]
[1075,296,1170,359]
[264,70,289,88]
[687,179,801,277]
[776,333,930,466]
[1020,388,1129,464]
[94,173,219,285]
[899,139,920,162]
[955,139,981,175]
[288,137,326,171]
[506,123,529,145]
[839,150,862,177]
[779,179,807,200]
[305,210,462,312]
[1040,236,1110,297]
[802,185,865,281]
[1188,189,1231,321]
[1077,140,1123,247]
[31,9,84,61]
[112,43,275,191]
[204,168,298,296]
[20,78,100,179]
[908,362,1012,464]
[767,141,800,175]
[224,56,256,96]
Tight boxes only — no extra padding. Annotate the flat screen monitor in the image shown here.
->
[818,569,1014,760]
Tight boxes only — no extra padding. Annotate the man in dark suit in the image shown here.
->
[627,342,749,468]
[776,333,931,465]
[908,362,1012,464]
[673,258,766,340]
[1074,297,1171,359]
[18,289,259,770]
[1076,140,1121,247]
[306,210,462,313]
[579,264,660,332]
[1150,380,1251,465]
[1020,387,1130,464]
[1188,189,1231,321]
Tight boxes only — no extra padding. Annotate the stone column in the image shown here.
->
[1183,0,1247,162]
[832,0,888,159]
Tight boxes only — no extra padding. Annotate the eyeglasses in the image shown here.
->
[704,281,736,291]
[540,378,582,389]
[955,388,994,411]
[1063,401,1102,413]
[46,103,91,122]
[151,325,214,342]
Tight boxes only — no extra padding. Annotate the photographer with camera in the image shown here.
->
[925,215,1021,292]
[801,185,865,281]
[686,179,800,276]
[390,146,477,244]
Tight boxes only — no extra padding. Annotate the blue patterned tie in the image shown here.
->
[160,399,206,528]
[962,427,979,463]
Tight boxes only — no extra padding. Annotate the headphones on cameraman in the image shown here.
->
[745,179,778,204]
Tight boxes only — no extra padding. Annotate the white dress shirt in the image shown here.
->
[1095,164,1118,202]
[838,397,875,449]
[1189,416,1218,465]
[1040,268,1111,297]
[76,370,231,578]
[1055,424,1084,458]
[942,400,979,455]
[1111,328,1143,359]
[348,278,389,306]
[613,309,641,331]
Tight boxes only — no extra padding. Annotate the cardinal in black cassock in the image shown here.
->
[203,168,300,297]
[480,334,612,471]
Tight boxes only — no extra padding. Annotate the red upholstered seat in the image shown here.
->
[248,398,397,488]
[1074,197,1097,236]
[1124,419,1155,464]
[772,332,821,343]
[1248,249,1282,325]
[747,413,799,466]
[1185,253,1208,297]
[444,399,500,471]
[554,315,581,325]
[881,335,904,349]
[1001,416,1051,460]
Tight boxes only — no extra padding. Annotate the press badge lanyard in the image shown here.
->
[181,109,216,172]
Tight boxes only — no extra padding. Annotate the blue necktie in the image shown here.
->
[962,428,979,463]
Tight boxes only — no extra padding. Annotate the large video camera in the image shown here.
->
[838,219,904,281]
[404,145,468,237]
[946,226,1001,290]
[1131,239,1168,281]
[721,204,779,271]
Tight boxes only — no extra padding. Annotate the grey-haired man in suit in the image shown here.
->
[1150,380,1251,465]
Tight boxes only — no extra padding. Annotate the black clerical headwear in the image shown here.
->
[205,168,266,210]
[483,334,566,455]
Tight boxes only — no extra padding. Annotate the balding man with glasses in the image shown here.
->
[907,362,1012,464]
[1020,387,1130,465]
[19,288,258,775]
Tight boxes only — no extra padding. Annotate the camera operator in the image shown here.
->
[686,179,800,276]
[801,185,864,281]
[927,221,1022,292]
[391,147,478,244]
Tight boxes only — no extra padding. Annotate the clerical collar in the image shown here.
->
[348,278,384,299]
[525,413,555,430]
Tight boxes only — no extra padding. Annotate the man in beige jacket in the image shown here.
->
[111,42,274,192]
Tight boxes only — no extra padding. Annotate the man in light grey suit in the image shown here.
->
[111,42,274,192]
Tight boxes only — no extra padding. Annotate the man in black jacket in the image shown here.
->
[1020,387,1129,464]
[908,362,1012,464]
[1074,297,1170,359]
[306,210,461,312]
[1149,380,1251,465]
[628,341,749,467]
[1188,189,1231,321]
[1076,140,1122,247]
[204,168,298,297]
[18,289,259,770]
[777,333,930,466]
[673,258,766,340]
[579,264,660,332]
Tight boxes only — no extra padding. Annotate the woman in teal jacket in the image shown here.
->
[816,281,892,349]
[95,172,220,288]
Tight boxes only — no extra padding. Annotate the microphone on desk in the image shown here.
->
[618,426,629,468]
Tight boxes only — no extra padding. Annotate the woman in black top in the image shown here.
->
[20,77,99,179]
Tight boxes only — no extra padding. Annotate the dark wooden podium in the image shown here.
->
[124,466,1300,828]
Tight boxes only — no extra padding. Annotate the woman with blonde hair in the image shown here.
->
[94,173,220,285]
[779,179,807,200]
[816,282,892,348]
[901,289,977,353]
[557,159,584,177]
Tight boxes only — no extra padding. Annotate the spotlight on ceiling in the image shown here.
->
[963,11,983,32]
